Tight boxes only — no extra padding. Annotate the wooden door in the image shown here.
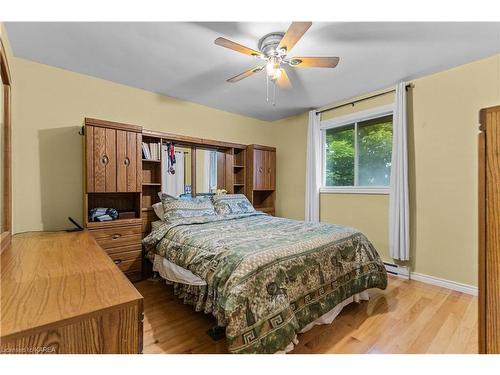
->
[267,150,276,190]
[259,150,276,190]
[253,149,266,190]
[479,105,500,354]
[129,132,142,192]
[116,130,127,192]
[87,126,116,192]
[116,130,141,192]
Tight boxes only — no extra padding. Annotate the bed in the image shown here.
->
[143,210,387,354]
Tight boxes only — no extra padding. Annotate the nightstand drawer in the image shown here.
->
[109,249,142,265]
[115,259,142,274]
[90,225,141,249]
[104,244,141,256]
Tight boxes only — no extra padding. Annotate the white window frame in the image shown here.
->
[320,104,394,195]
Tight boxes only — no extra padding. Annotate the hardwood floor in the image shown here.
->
[136,275,478,354]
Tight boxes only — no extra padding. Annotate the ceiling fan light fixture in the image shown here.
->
[266,57,282,80]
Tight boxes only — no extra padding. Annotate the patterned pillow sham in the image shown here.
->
[161,195,216,220]
[211,194,256,215]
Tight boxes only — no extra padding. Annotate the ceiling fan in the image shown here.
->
[214,22,339,105]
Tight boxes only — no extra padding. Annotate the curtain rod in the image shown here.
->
[315,83,414,115]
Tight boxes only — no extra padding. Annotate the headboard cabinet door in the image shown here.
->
[86,125,142,193]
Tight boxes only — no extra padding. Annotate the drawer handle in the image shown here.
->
[111,233,121,240]
[101,155,109,165]
[124,157,130,166]
[114,259,122,265]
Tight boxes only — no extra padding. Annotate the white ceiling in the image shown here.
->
[5,22,500,121]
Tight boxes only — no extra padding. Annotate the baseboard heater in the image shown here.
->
[383,262,410,280]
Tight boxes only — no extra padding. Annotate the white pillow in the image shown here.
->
[152,202,164,220]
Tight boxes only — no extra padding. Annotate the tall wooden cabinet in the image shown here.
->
[84,118,143,283]
[246,144,276,216]
[479,105,500,354]
[86,118,142,193]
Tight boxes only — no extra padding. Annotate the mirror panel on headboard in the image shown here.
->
[195,148,225,195]
[161,145,193,197]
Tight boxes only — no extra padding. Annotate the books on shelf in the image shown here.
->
[142,142,161,160]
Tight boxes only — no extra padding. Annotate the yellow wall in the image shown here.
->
[272,111,308,220]
[273,54,500,286]
[12,57,276,233]
[7,19,500,286]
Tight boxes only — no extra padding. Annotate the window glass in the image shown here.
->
[357,115,393,186]
[325,124,355,186]
[323,114,393,188]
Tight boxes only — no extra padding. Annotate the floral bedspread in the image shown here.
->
[142,213,387,353]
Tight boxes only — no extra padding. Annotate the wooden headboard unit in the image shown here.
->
[82,118,276,282]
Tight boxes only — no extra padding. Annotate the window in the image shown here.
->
[322,111,393,193]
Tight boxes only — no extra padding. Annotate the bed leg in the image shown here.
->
[150,271,161,282]
[207,326,226,341]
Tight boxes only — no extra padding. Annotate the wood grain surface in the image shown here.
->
[479,105,500,353]
[1,231,143,345]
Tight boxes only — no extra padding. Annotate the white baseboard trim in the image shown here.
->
[410,272,478,296]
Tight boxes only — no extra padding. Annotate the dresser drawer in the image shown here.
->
[90,225,141,249]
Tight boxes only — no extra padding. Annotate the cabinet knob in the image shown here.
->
[258,167,263,173]
[101,155,109,165]
[124,157,130,166]
[113,259,122,265]
[111,233,121,240]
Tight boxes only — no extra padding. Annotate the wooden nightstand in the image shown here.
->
[87,219,143,282]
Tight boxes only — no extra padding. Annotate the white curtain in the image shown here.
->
[162,147,185,197]
[305,110,322,222]
[389,82,410,260]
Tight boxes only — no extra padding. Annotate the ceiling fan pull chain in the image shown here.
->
[266,73,269,103]
[273,80,277,107]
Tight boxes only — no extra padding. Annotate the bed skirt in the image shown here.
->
[276,291,369,353]
[153,254,370,353]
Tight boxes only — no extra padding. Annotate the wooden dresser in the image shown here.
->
[84,118,143,282]
[0,231,143,354]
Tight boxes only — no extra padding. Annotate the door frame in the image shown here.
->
[1,37,12,252]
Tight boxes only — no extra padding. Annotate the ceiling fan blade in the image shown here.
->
[289,57,340,68]
[278,22,312,54]
[227,66,265,83]
[215,37,263,58]
[277,69,292,90]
